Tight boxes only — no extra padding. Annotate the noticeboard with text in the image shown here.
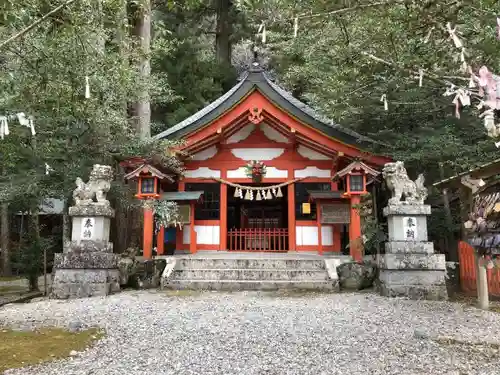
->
[320,203,351,224]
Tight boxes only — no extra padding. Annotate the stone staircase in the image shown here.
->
[161,253,351,291]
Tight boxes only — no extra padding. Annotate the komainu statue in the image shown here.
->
[382,161,427,205]
[73,164,113,206]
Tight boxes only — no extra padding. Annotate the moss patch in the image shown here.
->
[0,328,104,372]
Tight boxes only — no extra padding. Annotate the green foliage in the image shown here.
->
[151,200,182,230]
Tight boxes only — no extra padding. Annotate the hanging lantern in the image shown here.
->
[124,164,170,200]
[333,161,379,197]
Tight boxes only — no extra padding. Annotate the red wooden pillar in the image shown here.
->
[156,226,165,255]
[177,181,185,250]
[143,206,154,259]
[349,195,362,261]
[316,202,323,255]
[333,225,341,252]
[219,181,228,251]
[288,182,296,251]
[189,201,196,254]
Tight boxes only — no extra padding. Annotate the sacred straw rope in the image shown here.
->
[208,177,305,190]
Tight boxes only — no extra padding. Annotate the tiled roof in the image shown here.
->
[161,191,204,202]
[153,62,376,148]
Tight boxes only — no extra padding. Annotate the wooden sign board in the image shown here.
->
[302,202,311,214]
[178,205,191,224]
[321,203,351,224]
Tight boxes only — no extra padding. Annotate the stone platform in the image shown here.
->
[51,165,120,299]
[161,252,352,291]
[378,204,448,300]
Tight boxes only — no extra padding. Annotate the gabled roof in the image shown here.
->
[124,164,174,183]
[333,161,381,179]
[153,62,375,148]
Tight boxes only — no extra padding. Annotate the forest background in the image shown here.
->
[0,0,498,281]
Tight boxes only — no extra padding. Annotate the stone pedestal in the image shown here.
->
[51,204,120,299]
[378,204,448,300]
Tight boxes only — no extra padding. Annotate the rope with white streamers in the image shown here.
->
[209,177,304,191]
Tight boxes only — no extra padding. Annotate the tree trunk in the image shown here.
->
[62,197,71,251]
[215,0,232,66]
[1,202,10,276]
[439,163,456,261]
[132,0,151,139]
[28,208,40,292]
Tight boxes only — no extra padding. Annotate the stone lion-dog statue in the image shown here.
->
[73,164,113,206]
[382,161,427,205]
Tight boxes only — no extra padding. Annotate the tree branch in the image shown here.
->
[360,51,480,98]
[0,0,77,51]
[297,1,402,20]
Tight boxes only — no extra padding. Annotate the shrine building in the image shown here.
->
[126,61,391,260]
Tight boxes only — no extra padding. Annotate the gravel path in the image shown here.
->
[1,291,500,375]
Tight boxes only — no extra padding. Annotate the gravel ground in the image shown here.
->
[1,290,500,375]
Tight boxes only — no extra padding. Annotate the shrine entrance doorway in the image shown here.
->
[227,184,289,252]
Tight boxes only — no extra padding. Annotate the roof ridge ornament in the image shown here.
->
[250,44,263,72]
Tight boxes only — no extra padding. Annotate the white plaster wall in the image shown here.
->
[294,166,331,178]
[191,146,218,160]
[227,124,255,143]
[184,167,221,179]
[296,226,319,246]
[321,226,334,246]
[227,167,247,178]
[261,123,289,143]
[183,225,220,244]
[231,148,285,160]
[265,167,288,178]
[297,145,330,160]
[227,166,288,178]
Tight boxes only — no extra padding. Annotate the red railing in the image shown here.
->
[228,228,289,252]
[458,241,500,297]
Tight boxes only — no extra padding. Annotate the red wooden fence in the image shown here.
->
[458,241,500,296]
[227,228,289,252]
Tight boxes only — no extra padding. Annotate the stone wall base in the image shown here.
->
[379,282,448,301]
[50,269,120,299]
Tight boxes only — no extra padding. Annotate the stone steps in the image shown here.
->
[165,279,336,291]
[176,258,326,270]
[171,268,330,281]
[162,255,351,291]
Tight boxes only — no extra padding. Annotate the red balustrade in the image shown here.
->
[227,228,289,252]
[458,241,500,297]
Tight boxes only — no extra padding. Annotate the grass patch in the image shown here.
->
[0,276,23,282]
[0,328,104,372]
[0,285,27,294]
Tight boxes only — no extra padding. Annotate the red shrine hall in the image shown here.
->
[124,62,390,261]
